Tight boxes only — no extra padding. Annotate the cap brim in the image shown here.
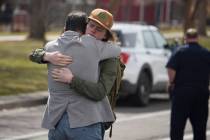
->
[88,17,110,32]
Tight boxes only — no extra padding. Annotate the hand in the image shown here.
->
[43,51,73,66]
[51,68,74,84]
[167,84,174,92]
[167,84,174,100]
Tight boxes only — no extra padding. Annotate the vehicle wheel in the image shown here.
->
[134,72,151,106]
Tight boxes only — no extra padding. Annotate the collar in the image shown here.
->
[62,30,80,37]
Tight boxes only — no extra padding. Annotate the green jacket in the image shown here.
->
[29,48,118,101]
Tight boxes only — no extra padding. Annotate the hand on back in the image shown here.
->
[44,51,72,66]
[52,68,74,84]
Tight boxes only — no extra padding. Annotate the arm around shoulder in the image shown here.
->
[70,58,118,101]
[98,41,121,60]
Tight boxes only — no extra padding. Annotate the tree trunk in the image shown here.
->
[28,0,48,41]
[196,0,207,36]
[183,0,200,33]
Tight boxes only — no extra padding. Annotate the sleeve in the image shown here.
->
[202,49,210,72]
[96,41,121,60]
[70,58,118,101]
[29,48,47,64]
[166,50,179,71]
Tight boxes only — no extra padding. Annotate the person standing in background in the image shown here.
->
[166,28,210,140]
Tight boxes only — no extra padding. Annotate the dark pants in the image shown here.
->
[170,87,209,140]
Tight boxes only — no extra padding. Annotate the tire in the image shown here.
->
[134,72,151,106]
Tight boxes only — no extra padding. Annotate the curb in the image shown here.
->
[0,91,48,110]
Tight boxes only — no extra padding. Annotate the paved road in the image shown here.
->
[0,95,209,140]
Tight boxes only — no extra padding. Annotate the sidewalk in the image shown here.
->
[0,32,183,42]
[0,31,209,42]
[0,35,58,41]
[0,91,48,110]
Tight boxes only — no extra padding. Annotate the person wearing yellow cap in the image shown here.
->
[166,28,210,140]
[86,8,114,41]
[30,9,123,140]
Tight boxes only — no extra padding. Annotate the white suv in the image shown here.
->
[112,23,171,106]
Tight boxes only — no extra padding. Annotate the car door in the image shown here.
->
[142,29,170,84]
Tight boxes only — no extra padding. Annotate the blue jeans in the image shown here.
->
[48,112,103,140]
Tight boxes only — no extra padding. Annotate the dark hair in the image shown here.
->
[65,11,88,34]
[102,30,114,42]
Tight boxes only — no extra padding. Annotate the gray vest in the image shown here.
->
[42,31,120,129]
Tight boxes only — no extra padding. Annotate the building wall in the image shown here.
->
[96,0,172,25]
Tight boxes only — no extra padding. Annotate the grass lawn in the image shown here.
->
[0,40,48,96]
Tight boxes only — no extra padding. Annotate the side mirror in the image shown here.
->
[164,44,170,50]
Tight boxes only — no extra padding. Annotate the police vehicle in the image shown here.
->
[112,22,171,106]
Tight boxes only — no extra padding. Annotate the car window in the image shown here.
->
[112,30,136,48]
[142,31,156,48]
[152,31,167,48]
[112,30,125,46]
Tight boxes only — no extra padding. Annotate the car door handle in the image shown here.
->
[164,52,170,57]
[164,53,168,56]
[146,51,151,55]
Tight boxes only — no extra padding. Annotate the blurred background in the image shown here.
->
[0,0,209,40]
[1,0,210,98]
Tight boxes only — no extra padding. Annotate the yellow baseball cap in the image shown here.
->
[88,8,113,32]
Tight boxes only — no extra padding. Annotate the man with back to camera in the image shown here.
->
[30,9,121,140]
[166,28,210,140]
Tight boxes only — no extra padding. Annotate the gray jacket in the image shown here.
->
[42,31,120,129]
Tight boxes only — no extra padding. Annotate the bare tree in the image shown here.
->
[183,0,199,33]
[183,0,207,36]
[196,0,207,36]
[28,0,49,41]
